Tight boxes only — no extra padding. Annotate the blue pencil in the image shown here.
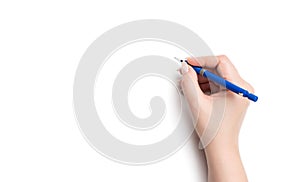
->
[175,57,258,102]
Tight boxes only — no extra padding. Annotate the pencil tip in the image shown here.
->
[174,57,183,62]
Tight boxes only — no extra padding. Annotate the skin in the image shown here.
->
[179,55,254,182]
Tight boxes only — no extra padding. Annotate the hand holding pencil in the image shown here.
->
[178,55,253,182]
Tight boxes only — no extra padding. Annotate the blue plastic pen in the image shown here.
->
[176,58,258,102]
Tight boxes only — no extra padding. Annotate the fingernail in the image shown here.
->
[181,62,188,74]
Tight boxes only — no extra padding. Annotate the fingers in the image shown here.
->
[197,70,221,94]
[181,55,255,95]
[187,55,241,83]
[179,61,202,95]
[197,74,209,84]
[179,62,206,112]
[199,81,221,94]
[179,61,220,96]
[187,56,219,69]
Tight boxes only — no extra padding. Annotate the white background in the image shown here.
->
[1,0,299,181]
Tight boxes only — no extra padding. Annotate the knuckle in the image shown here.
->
[218,55,229,61]
[243,80,255,93]
[248,84,255,93]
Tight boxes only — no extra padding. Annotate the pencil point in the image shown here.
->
[174,57,183,62]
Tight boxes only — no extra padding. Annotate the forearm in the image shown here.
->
[204,138,248,182]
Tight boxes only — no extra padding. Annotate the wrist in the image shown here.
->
[205,139,240,158]
[204,130,240,157]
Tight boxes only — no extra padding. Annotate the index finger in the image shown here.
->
[186,55,241,82]
[186,56,219,68]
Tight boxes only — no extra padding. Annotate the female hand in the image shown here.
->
[179,55,254,182]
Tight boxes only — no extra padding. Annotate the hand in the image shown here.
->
[179,55,254,182]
